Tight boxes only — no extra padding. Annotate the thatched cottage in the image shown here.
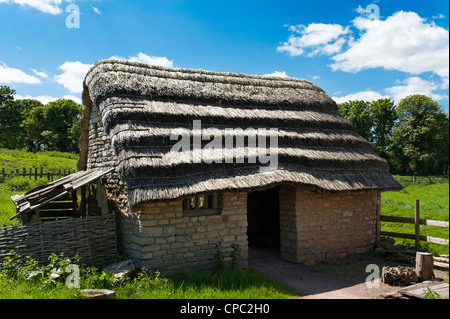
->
[79,59,402,271]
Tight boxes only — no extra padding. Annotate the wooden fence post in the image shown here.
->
[415,199,420,249]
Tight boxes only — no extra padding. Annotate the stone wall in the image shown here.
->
[117,193,249,273]
[288,187,380,265]
[86,104,118,175]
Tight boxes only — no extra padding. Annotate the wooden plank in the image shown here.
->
[415,200,420,248]
[380,215,415,224]
[420,219,449,228]
[399,283,449,299]
[40,202,74,210]
[420,235,449,246]
[38,210,74,218]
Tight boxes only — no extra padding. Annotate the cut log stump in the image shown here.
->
[415,252,434,281]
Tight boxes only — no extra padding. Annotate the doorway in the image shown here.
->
[246,186,280,252]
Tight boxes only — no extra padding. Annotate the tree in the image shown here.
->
[15,99,44,151]
[0,86,25,149]
[40,99,82,153]
[391,95,449,175]
[337,100,373,142]
[370,98,397,160]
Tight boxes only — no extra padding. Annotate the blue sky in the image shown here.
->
[0,0,448,112]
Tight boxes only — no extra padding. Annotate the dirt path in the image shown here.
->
[248,248,448,299]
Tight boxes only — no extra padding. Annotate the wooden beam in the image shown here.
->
[415,199,420,249]
[97,180,109,216]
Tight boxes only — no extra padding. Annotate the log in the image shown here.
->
[415,252,434,281]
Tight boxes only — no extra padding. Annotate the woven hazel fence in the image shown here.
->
[0,215,118,265]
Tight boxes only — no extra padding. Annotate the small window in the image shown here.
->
[182,193,220,217]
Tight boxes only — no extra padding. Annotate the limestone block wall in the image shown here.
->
[118,192,249,273]
[292,187,380,265]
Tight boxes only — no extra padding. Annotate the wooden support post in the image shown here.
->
[72,191,80,218]
[203,194,209,209]
[212,192,219,209]
[97,180,109,216]
[376,194,381,245]
[194,195,200,210]
[80,186,87,217]
[415,252,434,281]
[183,198,190,210]
[415,199,420,249]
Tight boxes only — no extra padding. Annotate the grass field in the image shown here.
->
[381,177,449,256]
[0,148,77,173]
[0,149,78,226]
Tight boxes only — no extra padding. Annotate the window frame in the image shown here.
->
[182,192,220,217]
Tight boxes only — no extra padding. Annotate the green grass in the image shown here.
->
[0,253,297,299]
[0,148,77,174]
[0,149,78,226]
[381,180,449,256]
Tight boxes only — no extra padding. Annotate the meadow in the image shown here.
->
[381,176,449,256]
[0,149,448,298]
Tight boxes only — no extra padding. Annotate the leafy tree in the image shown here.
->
[370,98,397,160]
[0,86,25,149]
[337,100,373,142]
[25,105,47,152]
[15,99,44,151]
[40,99,82,153]
[391,95,449,175]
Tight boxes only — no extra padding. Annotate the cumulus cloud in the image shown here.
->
[332,90,389,104]
[110,52,174,68]
[53,61,93,94]
[277,23,350,57]
[262,71,289,78]
[15,94,81,104]
[0,63,41,84]
[14,94,59,104]
[0,0,65,15]
[329,11,449,78]
[384,76,449,102]
[30,68,49,79]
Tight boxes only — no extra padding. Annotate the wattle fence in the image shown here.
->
[0,215,117,265]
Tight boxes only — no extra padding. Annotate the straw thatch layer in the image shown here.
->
[82,60,402,206]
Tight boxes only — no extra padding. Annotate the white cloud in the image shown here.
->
[262,71,288,78]
[53,61,93,93]
[0,0,64,15]
[332,90,389,104]
[0,1,100,15]
[63,94,81,104]
[0,63,41,84]
[14,94,59,104]
[330,11,449,78]
[277,23,350,57]
[30,68,49,79]
[384,76,449,102]
[92,6,101,15]
[432,13,445,19]
[110,52,174,68]
[14,93,81,104]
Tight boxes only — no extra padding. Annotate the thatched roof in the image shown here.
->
[82,59,402,206]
